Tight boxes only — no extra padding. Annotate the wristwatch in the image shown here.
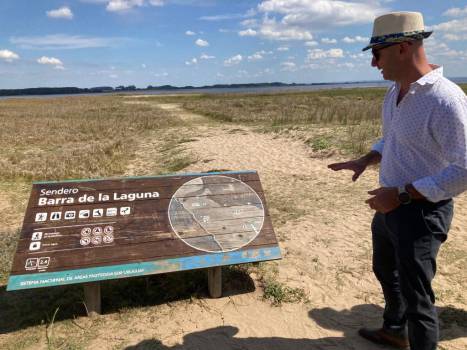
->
[398,186,412,205]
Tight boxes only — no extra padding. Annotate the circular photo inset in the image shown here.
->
[168,176,264,253]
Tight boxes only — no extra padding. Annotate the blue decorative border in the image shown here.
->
[7,246,281,291]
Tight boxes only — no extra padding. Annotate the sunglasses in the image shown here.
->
[371,42,400,61]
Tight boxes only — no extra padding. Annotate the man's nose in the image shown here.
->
[371,56,378,67]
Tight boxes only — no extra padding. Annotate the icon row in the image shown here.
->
[80,234,114,246]
[81,225,114,236]
[34,207,131,223]
[80,226,114,246]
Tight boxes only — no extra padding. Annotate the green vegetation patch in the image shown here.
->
[255,262,308,306]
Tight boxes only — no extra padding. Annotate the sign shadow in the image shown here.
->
[0,266,255,334]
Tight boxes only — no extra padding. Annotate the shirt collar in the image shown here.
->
[413,65,443,86]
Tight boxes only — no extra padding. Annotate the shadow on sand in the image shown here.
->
[125,304,467,350]
[0,266,255,334]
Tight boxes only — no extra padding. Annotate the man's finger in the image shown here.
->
[367,189,380,195]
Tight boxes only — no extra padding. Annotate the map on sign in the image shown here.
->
[7,171,281,291]
[169,176,265,253]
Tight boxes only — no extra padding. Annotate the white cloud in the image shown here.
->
[258,0,386,27]
[200,53,215,59]
[105,0,163,12]
[302,63,319,69]
[253,67,274,77]
[241,19,258,27]
[321,38,337,44]
[0,49,20,62]
[185,30,196,36]
[224,54,243,66]
[37,56,63,65]
[258,16,313,41]
[47,6,74,19]
[337,62,355,68]
[430,17,467,41]
[277,46,289,51]
[185,57,198,65]
[107,0,144,12]
[239,29,257,37]
[342,35,369,43]
[149,0,164,6]
[37,56,64,69]
[280,61,297,71]
[10,34,126,49]
[443,6,467,17]
[195,38,209,47]
[109,74,118,78]
[349,52,366,60]
[307,48,344,60]
[199,10,255,21]
[248,52,264,61]
[424,38,467,60]
[154,72,169,77]
[444,33,467,41]
[431,17,467,32]
[141,63,147,68]
[305,41,318,47]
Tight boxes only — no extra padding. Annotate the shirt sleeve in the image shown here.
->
[413,95,467,202]
[371,138,384,154]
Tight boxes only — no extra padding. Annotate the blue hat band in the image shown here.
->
[362,30,432,51]
[370,30,431,45]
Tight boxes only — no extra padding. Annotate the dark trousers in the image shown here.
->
[371,199,453,350]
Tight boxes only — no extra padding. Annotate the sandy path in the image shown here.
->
[116,103,467,350]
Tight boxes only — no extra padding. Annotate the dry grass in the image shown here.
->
[0,96,182,181]
[181,89,385,125]
[175,89,385,155]
[0,88,465,349]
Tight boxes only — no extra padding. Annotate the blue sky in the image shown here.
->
[1,0,466,89]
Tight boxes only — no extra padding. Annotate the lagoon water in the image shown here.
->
[1,78,466,100]
[0,81,390,100]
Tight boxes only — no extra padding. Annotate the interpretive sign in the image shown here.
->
[7,171,281,291]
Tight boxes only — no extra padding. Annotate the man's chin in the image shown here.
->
[382,72,394,81]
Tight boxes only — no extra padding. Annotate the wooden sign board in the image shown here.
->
[7,171,281,291]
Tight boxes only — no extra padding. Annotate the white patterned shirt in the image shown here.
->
[371,65,467,202]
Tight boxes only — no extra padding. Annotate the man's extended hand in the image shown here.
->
[365,187,400,213]
[328,158,368,182]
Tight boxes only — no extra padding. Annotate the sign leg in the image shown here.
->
[83,282,101,316]
[207,267,222,298]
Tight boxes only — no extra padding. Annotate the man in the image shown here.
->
[328,11,467,350]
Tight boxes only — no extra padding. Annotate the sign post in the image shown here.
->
[7,171,281,315]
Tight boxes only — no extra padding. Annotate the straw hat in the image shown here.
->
[362,11,432,51]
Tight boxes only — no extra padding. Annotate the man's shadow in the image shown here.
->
[125,304,467,350]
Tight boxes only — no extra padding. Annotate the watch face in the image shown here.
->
[398,192,411,204]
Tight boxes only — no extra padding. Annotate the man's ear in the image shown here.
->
[399,41,413,57]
